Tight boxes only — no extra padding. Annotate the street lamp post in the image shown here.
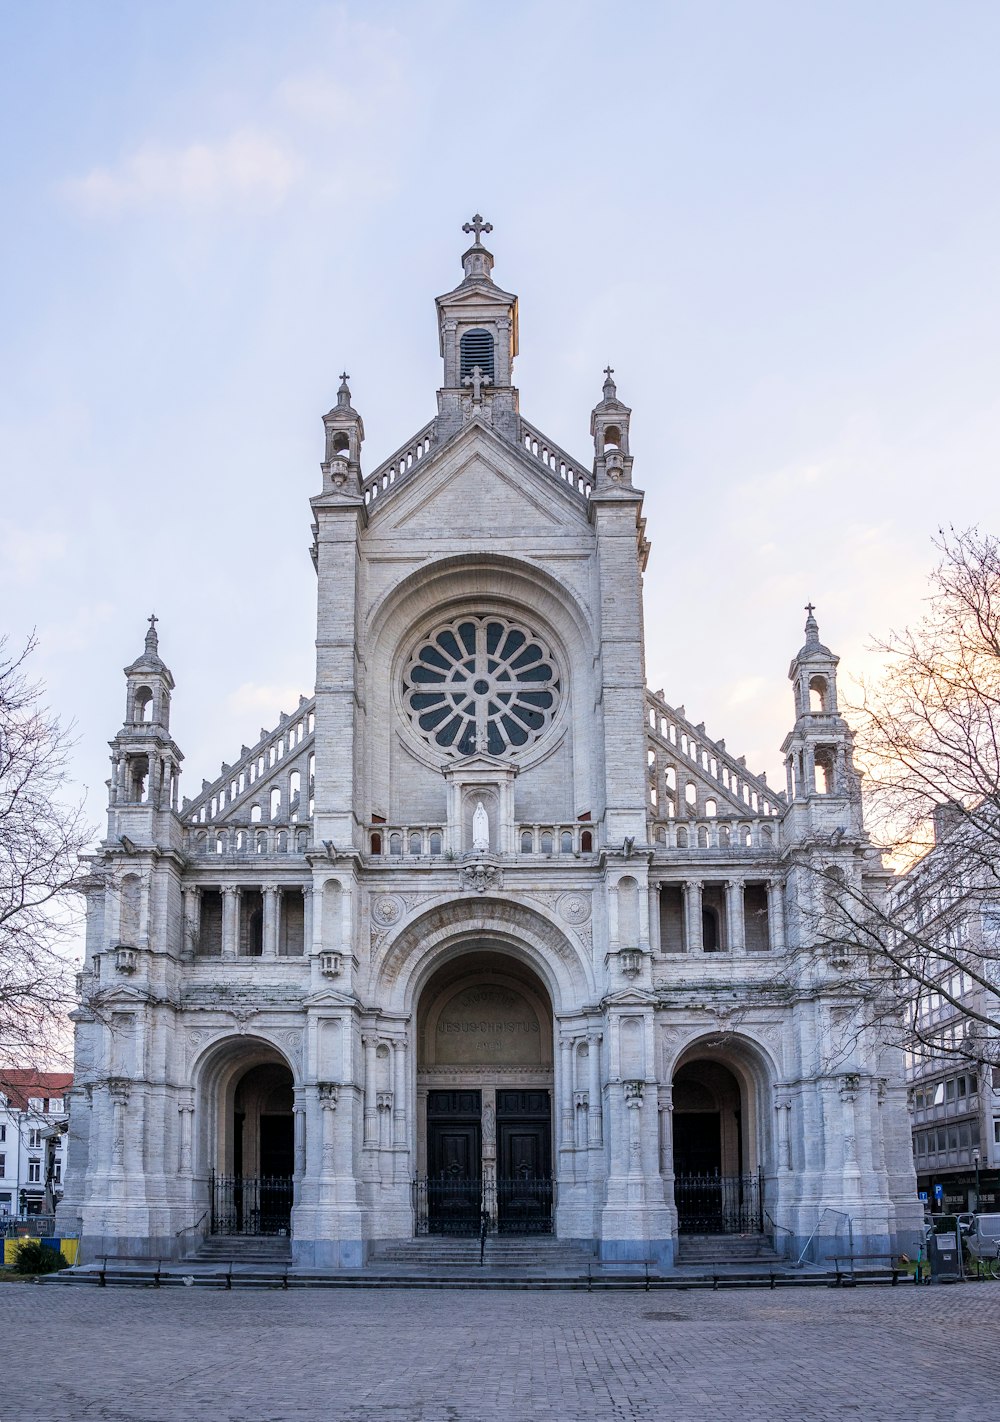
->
[972,1148,981,1212]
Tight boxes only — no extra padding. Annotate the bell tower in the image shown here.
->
[780,605,862,842]
[435,213,519,441]
[590,367,634,489]
[108,616,183,844]
[320,373,365,496]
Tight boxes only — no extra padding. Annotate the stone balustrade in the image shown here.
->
[520,419,593,499]
[185,823,310,858]
[650,816,780,853]
[366,822,597,857]
[362,422,436,508]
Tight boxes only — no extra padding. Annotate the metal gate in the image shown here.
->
[674,1172,763,1234]
[210,1173,293,1236]
[413,1174,554,1236]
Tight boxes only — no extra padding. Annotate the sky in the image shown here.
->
[2,0,998,844]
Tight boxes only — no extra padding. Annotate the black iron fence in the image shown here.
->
[209,1174,293,1236]
[674,1172,763,1234]
[413,1175,554,1236]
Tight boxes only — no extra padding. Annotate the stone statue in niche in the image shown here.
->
[472,800,490,851]
[482,1103,496,1150]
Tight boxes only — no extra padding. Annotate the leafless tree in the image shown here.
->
[0,634,93,1077]
[818,528,1000,1068]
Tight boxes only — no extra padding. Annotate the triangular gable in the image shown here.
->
[366,417,591,537]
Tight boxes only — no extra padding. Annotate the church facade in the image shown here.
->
[58,221,922,1267]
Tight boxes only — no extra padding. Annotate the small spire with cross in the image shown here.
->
[463,364,492,404]
[145,613,159,654]
[462,213,493,245]
[804,601,820,643]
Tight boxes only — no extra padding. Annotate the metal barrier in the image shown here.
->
[674,1173,763,1234]
[209,1174,293,1236]
[413,1175,554,1236]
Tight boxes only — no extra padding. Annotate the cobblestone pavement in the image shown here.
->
[2,1281,997,1422]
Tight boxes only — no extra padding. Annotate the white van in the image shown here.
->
[964,1213,1000,1262]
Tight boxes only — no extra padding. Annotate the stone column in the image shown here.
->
[588,1032,603,1146]
[109,1082,130,1170]
[262,886,279,959]
[625,1079,644,1178]
[362,1035,378,1147]
[377,1092,393,1150]
[147,750,158,805]
[767,879,786,952]
[559,1037,574,1149]
[293,1101,307,1180]
[391,1039,407,1148]
[178,1103,194,1175]
[318,1083,338,1175]
[659,1085,673,1174]
[776,1099,792,1171]
[725,879,745,955]
[181,887,200,962]
[302,886,314,958]
[481,1085,497,1226]
[684,879,703,954]
[647,885,661,954]
[221,885,239,960]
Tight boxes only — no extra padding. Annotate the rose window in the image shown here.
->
[404,616,560,757]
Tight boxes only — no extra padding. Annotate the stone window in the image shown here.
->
[403,616,559,758]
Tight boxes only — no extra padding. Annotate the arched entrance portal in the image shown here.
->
[672,1055,764,1235]
[201,1040,295,1237]
[415,952,554,1236]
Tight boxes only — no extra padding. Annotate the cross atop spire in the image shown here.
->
[145,613,159,654]
[462,213,493,245]
[805,602,816,617]
[603,365,615,380]
[804,602,820,646]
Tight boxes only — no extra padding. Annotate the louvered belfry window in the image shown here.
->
[459,328,495,381]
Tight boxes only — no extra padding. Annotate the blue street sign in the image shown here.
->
[934,1183,944,1201]
[918,1190,928,1201]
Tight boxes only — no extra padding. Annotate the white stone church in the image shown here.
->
[58,219,922,1268]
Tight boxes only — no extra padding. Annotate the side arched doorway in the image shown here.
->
[415,951,554,1236]
[671,1049,767,1235]
[198,1038,296,1237]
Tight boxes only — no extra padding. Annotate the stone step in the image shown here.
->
[191,1237,293,1263]
[370,1238,597,1269]
[676,1234,781,1264]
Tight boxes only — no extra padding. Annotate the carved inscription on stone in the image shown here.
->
[432,985,541,1067]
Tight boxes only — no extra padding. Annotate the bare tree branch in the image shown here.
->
[0,634,94,1076]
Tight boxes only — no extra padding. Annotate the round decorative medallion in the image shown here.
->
[372,895,403,925]
[558,893,592,925]
[403,616,560,758]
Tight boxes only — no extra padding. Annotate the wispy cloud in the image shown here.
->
[61,131,303,217]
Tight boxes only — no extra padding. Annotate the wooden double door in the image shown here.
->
[426,1088,552,1235]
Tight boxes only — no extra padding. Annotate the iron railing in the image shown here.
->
[209,1173,293,1237]
[674,1172,763,1234]
[413,1174,554,1237]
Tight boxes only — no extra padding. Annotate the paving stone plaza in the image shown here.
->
[4,1282,998,1421]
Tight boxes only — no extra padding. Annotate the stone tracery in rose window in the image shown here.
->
[403,616,560,758]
